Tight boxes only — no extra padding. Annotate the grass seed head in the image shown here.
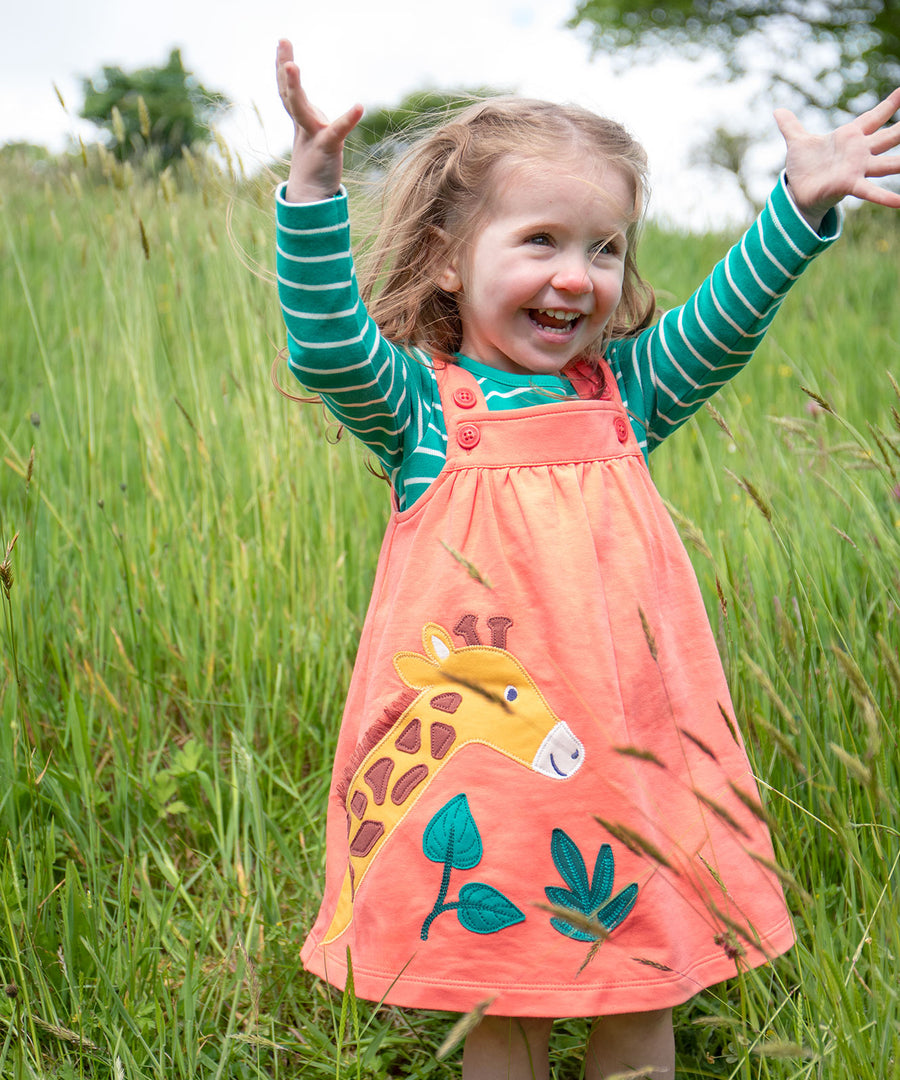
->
[708,903,763,950]
[679,728,719,762]
[0,533,18,599]
[595,817,678,870]
[436,997,497,1059]
[748,711,807,774]
[704,399,735,441]
[752,1041,813,1060]
[693,789,752,839]
[138,217,151,260]
[717,701,739,744]
[663,499,713,560]
[439,540,493,588]
[748,850,813,905]
[726,781,769,826]
[800,385,834,414]
[111,105,126,146]
[742,651,799,734]
[533,901,611,942]
[137,95,151,140]
[613,744,666,768]
[638,605,658,661]
[828,741,872,786]
[632,956,673,972]
[598,1067,668,1079]
[715,576,728,619]
[181,144,200,182]
[876,632,900,699]
[727,470,773,522]
[160,166,177,204]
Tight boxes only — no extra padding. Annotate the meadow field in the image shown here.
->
[0,142,898,1079]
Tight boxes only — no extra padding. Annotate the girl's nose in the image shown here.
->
[551,258,592,295]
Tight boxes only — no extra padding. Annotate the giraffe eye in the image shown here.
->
[504,685,518,702]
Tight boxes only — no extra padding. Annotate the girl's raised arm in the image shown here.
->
[276,39,364,204]
[775,87,900,230]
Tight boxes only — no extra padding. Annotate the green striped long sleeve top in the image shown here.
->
[276,177,839,510]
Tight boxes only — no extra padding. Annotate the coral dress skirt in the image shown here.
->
[300,359,794,1017]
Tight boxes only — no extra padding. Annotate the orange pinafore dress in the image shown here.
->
[300,359,794,1017]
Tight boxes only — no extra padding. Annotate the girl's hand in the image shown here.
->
[276,39,364,203]
[774,88,900,231]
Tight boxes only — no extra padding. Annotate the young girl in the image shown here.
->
[275,39,900,1078]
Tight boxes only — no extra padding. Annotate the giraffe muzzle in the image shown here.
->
[532,721,585,779]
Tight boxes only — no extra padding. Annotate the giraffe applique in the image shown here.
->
[323,615,585,944]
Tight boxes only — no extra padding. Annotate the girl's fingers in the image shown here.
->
[857,86,900,136]
[330,103,365,143]
[276,38,295,68]
[867,153,900,179]
[276,39,297,104]
[853,177,900,208]
[773,108,805,144]
[278,63,323,132]
[870,117,900,155]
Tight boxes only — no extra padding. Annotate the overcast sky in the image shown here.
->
[2,0,786,228]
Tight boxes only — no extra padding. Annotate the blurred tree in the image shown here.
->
[569,0,900,117]
[0,142,52,166]
[688,126,760,213]
[80,48,230,166]
[344,86,504,173]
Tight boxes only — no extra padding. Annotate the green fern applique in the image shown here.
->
[545,828,638,942]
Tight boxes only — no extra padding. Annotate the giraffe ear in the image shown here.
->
[422,623,454,663]
[394,653,434,688]
[393,624,454,688]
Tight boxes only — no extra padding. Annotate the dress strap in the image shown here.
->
[433,358,489,414]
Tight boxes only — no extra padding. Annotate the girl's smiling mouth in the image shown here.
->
[529,308,584,333]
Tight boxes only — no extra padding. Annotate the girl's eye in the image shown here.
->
[527,233,553,247]
[591,239,618,257]
[504,685,518,702]
[591,238,625,259]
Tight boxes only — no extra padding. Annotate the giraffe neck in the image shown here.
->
[346,702,461,865]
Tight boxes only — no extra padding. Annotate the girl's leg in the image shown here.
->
[584,1008,675,1079]
[462,1015,553,1080]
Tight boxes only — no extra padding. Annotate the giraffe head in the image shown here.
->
[393,622,584,779]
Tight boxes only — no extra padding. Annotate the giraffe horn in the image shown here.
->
[453,613,482,646]
[487,615,513,649]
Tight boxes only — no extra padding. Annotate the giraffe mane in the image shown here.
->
[335,687,419,806]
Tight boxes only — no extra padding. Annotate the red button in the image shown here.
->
[453,387,477,409]
[457,423,480,449]
[614,417,629,443]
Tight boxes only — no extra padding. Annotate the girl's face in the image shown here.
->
[439,153,633,376]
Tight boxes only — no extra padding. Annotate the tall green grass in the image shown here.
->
[0,142,897,1078]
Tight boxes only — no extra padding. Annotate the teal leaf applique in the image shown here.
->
[421,795,523,940]
[422,793,482,869]
[457,882,525,934]
[546,828,638,942]
[552,828,591,899]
